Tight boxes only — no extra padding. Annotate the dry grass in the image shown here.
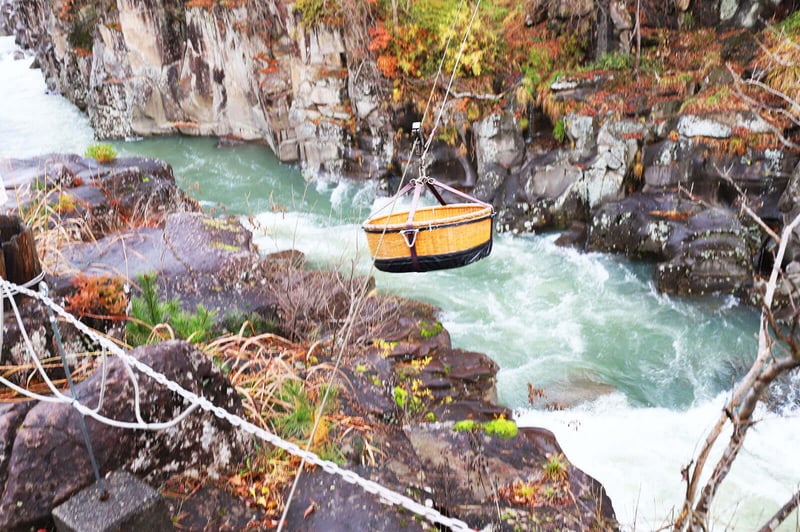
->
[203,329,376,518]
[15,182,94,277]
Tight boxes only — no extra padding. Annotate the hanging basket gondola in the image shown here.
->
[362,177,494,273]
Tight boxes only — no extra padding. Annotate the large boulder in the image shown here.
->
[281,422,616,531]
[0,340,250,531]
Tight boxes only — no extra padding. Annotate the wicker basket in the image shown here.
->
[362,203,494,273]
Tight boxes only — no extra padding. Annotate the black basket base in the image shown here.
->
[373,239,492,273]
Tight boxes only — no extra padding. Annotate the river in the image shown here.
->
[2,36,798,530]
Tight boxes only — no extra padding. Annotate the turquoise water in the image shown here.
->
[113,136,759,412]
[2,36,797,530]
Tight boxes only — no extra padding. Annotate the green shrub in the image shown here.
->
[85,143,117,163]
[271,380,315,439]
[452,417,518,439]
[779,10,800,35]
[453,419,477,432]
[418,320,443,339]
[222,311,278,337]
[67,6,97,50]
[126,274,216,346]
[553,118,566,143]
[483,418,518,439]
[595,51,632,71]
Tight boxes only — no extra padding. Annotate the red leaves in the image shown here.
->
[368,22,391,52]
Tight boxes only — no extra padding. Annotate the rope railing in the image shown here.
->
[0,277,474,531]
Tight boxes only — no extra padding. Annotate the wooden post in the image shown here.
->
[0,215,42,287]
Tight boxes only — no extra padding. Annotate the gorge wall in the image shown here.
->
[2,0,393,180]
[3,0,800,305]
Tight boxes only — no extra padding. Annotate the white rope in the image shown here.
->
[0,278,203,432]
[421,0,483,162]
[418,0,467,141]
[0,278,474,531]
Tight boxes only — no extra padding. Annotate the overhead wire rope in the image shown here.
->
[277,0,484,527]
[1,1,487,526]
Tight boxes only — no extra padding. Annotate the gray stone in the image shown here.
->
[0,341,250,530]
[52,470,173,532]
[564,113,595,153]
[474,112,524,174]
[677,114,732,138]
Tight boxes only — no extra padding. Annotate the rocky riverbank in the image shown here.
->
[0,154,616,530]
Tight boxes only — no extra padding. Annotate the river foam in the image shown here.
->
[0,37,93,159]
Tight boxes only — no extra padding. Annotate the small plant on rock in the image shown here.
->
[542,452,568,482]
[65,273,127,322]
[126,274,216,346]
[452,416,518,439]
[85,143,117,163]
[418,321,443,339]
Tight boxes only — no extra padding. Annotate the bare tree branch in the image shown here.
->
[725,64,800,152]
[758,489,800,532]
[674,211,800,531]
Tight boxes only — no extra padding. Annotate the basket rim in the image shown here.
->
[362,203,493,232]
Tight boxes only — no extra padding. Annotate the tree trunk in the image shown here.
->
[0,214,42,287]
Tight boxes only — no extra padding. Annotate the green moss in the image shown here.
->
[295,0,331,27]
[393,385,409,410]
[452,419,477,432]
[522,47,553,88]
[453,418,518,439]
[594,51,632,71]
[67,6,98,51]
[483,418,518,439]
[418,320,443,339]
[779,10,800,35]
[210,241,241,252]
[553,118,566,143]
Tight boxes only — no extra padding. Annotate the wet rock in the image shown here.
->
[401,423,617,530]
[0,340,250,531]
[281,463,423,531]
[281,421,617,531]
[555,221,588,249]
[778,161,800,263]
[564,113,595,154]
[0,154,199,238]
[475,112,525,176]
[588,193,683,260]
[165,483,268,531]
[0,401,33,484]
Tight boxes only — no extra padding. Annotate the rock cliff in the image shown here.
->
[3,0,800,301]
[3,0,392,179]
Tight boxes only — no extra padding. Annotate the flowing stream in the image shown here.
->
[2,36,799,530]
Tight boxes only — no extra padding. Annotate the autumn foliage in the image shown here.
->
[65,274,127,320]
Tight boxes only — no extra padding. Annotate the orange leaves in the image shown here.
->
[57,0,79,21]
[370,22,398,77]
[369,22,391,52]
[376,55,398,78]
[260,59,280,76]
[65,274,127,320]
[254,53,280,76]
[185,0,215,9]
[649,209,693,221]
